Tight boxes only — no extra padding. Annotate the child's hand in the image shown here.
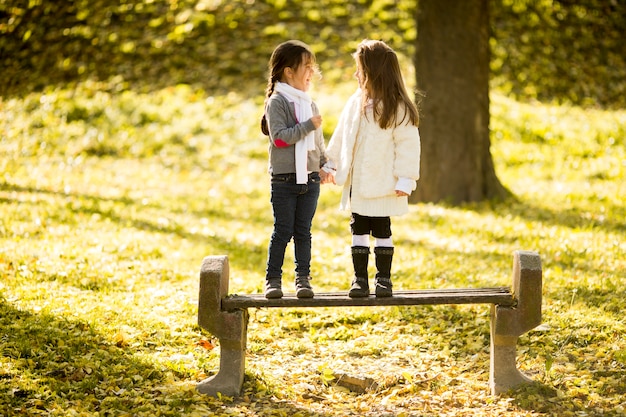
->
[321,170,335,184]
[310,115,322,129]
[395,190,409,197]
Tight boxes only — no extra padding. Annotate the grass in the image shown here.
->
[1,82,625,416]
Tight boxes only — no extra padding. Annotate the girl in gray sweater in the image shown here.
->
[261,40,331,299]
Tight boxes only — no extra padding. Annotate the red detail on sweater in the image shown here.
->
[274,139,289,148]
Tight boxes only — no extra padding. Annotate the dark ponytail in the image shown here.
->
[261,76,277,136]
[261,74,278,136]
[261,113,270,136]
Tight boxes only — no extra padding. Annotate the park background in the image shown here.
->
[1,0,625,416]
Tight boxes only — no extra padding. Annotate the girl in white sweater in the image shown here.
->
[325,40,421,297]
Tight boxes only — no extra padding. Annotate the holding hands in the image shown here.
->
[320,170,335,184]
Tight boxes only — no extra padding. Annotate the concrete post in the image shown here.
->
[196,256,248,397]
[489,250,542,395]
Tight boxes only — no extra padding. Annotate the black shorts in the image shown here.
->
[350,213,392,238]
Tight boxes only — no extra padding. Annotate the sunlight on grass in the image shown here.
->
[1,83,625,416]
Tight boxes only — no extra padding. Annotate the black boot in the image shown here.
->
[374,247,394,297]
[349,246,370,298]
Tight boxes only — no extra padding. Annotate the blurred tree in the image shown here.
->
[490,0,626,108]
[412,0,509,204]
[1,0,624,108]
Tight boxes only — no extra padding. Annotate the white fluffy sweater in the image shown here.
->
[326,89,421,217]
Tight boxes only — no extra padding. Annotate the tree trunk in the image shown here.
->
[412,0,509,204]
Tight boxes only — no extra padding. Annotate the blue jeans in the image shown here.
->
[266,172,321,279]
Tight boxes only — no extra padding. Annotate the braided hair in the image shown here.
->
[261,40,318,136]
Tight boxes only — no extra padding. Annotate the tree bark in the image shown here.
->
[412,0,509,204]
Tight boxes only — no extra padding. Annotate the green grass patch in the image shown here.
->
[1,83,625,416]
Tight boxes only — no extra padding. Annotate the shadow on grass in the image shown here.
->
[558,285,625,315]
[392,239,515,286]
[507,381,619,416]
[0,296,331,416]
[0,296,164,414]
[469,196,626,234]
[0,180,268,274]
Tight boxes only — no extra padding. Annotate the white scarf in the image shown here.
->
[274,82,316,184]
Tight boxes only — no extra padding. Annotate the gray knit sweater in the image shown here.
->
[265,93,328,175]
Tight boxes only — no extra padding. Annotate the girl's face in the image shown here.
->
[285,55,316,92]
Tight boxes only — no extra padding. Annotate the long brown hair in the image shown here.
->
[354,39,419,129]
[261,40,318,135]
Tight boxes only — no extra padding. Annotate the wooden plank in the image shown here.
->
[221,287,515,310]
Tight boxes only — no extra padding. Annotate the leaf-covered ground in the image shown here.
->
[1,84,625,416]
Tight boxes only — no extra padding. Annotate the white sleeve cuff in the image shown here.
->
[322,161,336,173]
[395,177,416,195]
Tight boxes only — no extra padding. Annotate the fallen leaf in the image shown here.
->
[197,339,215,350]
